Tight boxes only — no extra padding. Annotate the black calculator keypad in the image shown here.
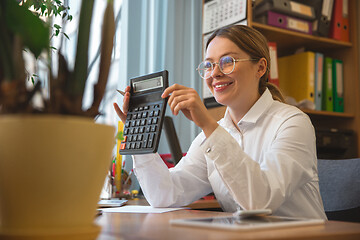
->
[120,103,163,152]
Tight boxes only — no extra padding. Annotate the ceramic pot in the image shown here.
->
[0,115,115,239]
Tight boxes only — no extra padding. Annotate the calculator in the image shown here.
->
[119,70,168,155]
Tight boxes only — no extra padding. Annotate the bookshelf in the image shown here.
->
[204,0,360,157]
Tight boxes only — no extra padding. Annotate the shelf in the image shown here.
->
[302,109,354,118]
[251,22,352,56]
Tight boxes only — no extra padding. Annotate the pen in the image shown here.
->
[117,89,125,96]
[124,169,133,185]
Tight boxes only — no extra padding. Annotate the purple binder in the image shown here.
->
[266,11,312,35]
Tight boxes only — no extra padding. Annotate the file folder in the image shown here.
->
[314,52,324,111]
[295,0,334,37]
[322,57,333,111]
[330,0,349,42]
[268,42,279,87]
[278,51,315,103]
[332,59,344,112]
[256,11,312,35]
[254,0,316,21]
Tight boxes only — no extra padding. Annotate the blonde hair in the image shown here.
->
[206,25,285,102]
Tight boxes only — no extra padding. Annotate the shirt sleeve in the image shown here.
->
[201,113,317,211]
[133,132,213,208]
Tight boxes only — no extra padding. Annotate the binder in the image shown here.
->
[330,0,349,42]
[332,59,344,112]
[254,0,316,21]
[322,57,333,111]
[278,51,315,103]
[293,0,334,37]
[256,11,312,35]
[314,52,324,111]
[268,42,279,87]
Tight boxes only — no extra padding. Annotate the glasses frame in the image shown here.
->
[197,56,258,79]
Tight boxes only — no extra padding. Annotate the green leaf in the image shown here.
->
[5,0,50,59]
[63,32,69,40]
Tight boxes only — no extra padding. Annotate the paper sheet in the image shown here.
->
[100,205,186,213]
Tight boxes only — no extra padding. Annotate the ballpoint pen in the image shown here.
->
[117,89,125,96]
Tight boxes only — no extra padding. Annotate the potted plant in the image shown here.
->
[0,0,116,239]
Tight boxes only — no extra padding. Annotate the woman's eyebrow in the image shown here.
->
[205,52,240,61]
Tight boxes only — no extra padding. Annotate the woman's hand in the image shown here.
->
[161,84,218,137]
[113,86,131,123]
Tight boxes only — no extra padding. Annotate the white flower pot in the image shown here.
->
[0,115,115,239]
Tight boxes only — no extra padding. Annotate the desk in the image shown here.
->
[95,209,360,240]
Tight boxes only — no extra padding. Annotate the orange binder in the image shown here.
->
[330,0,349,42]
[268,42,279,87]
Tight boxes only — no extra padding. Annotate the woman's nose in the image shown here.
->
[211,63,223,78]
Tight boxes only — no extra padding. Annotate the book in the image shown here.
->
[314,52,324,111]
[268,42,279,87]
[332,59,344,112]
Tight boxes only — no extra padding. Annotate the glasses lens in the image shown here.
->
[219,56,235,74]
[198,61,212,79]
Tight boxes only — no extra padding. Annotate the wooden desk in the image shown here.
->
[95,209,360,240]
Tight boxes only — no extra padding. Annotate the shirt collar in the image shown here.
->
[223,88,274,126]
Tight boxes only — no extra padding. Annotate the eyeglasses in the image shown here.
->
[196,56,257,79]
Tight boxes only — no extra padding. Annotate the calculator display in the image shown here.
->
[133,76,163,93]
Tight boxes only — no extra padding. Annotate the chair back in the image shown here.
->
[318,158,360,222]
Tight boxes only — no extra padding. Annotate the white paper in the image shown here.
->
[100,205,186,213]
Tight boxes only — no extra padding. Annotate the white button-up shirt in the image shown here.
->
[133,89,327,219]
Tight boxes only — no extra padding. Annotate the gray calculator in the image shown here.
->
[119,70,168,155]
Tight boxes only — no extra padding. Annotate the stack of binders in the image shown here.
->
[253,0,316,35]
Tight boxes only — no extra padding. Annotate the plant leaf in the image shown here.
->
[5,0,50,58]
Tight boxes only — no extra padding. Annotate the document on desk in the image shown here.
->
[100,205,187,213]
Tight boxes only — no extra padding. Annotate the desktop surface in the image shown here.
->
[95,208,360,240]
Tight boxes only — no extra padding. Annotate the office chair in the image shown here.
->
[163,116,183,166]
[317,158,360,222]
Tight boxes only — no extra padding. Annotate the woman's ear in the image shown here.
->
[257,58,267,79]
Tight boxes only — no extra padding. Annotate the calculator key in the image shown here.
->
[134,107,139,111]
[136,142,141,149]
[134,127,139,134]
[124,128,129,135]
[130,142,136,149]
[129,128,134,134]
[123,136,128,142]
[149,111,154,117]
[141,119,146,126]
[132,114,137,120]
[151,125,157,132]
[126,113,132,120]
[142,112,148,118]
[154,110,160,116]
[147,133,154,148]
[136,120,141,126]
[120,143,126,150]
[146,126,151,133]
[137,113,142,119]
[131,121,136,127]
[152,118,158,124]
[139,127,145,133]
[144,106,149,110]
[128,135,132,142]
[137,134,143,141]
[125,121,130,128]
[139,106,144,111]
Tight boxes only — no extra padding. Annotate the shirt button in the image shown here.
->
[206,147,211,153]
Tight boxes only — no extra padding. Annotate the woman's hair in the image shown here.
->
[206,25,285,102]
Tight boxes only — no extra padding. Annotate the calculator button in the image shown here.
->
[125,121,130,127]
[126,114,132,120]
[120,143,126,150]
[134,128,139,134]
[129,128,134,134]
[132,114,137,120]
[136,120,141,126]
[124,128,129,135]
[154,110,160,116]
[152,118,158,124]
[144,106,149,110]
[123,136,127,142]
[134,107,139,111]
[128,135,132,142]
[131,121,136,127]
[141,119,146,126]
[130,142,136,149]
[142,112,148,118]
[137,113,142,119]
[151,125,157,132]
[146,126,151,133]
[139,127,145,133]
[136,142,141,149]
[139,107,144,111]
[149,111,154,117]
[137,134,143,141]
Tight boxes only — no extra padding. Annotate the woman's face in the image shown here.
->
[205,36,261,108]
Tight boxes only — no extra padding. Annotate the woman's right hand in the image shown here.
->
[113,86,131,123]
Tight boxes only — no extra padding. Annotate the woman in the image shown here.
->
[114,25,327,219]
